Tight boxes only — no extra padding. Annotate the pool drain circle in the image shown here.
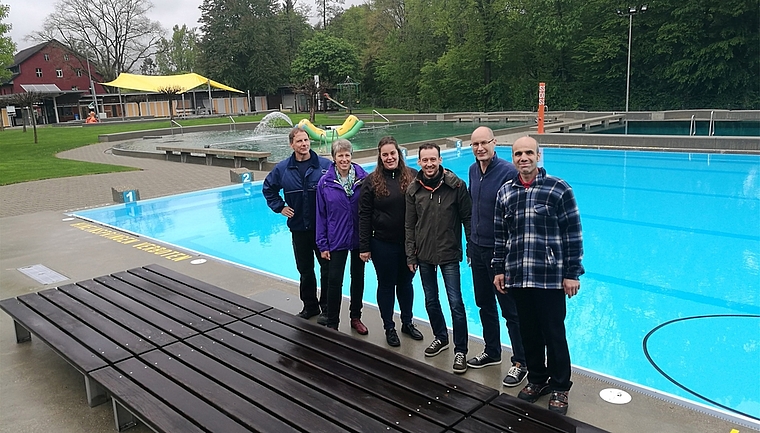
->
[600,388,631,404]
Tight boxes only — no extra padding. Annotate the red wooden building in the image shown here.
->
[1,40,106,124]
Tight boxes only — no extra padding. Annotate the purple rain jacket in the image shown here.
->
[316,162,369,253]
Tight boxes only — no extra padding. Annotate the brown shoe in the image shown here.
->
[350,318,368,335]
[517,382,550,403]
[548,391,569,415]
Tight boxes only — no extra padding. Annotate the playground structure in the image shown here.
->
[297,115,365,143]
[335,76,360,113]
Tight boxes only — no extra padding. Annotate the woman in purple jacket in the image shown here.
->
[316,139,370,333]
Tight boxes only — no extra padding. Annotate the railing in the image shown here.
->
[228,115,236,131]
[709,111,715,136]
[689,115,696,136]
[372,109,390,123]
[170,119,183,136]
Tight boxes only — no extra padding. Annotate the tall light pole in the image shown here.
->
[617,4,647,134]
[85,55,99,117]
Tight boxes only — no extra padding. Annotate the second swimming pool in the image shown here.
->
[73,147,760,425]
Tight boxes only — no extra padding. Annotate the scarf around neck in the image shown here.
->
[335,164,356,197]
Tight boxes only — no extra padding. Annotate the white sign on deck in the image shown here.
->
[18,264,69,285]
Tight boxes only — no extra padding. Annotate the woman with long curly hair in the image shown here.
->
[358,136,424,347]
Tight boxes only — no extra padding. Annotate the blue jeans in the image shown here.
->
[370,238,414,330]
[470,243,526,364]
[418,261,468,354]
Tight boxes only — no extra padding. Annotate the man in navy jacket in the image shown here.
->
[263,127,332,319]
[467,126,527,387]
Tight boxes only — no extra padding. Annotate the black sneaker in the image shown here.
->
[385,329,400,347]
[502,362,528,387]
[517,382,550,403]
[467,352,502,369]
[401,323,424,340]
[296,308,320,319]
[316,312,328,326]
[452,352,467,374]
[424,339,449,357]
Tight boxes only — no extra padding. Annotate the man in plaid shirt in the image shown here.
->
[492,136,584,415]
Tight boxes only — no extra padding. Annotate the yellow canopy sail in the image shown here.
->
[101,73,243,93]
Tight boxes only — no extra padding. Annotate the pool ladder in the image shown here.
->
[372,110,390,123]
[228,116,236,131]
[690,112,716,136]
[170,120,183,136]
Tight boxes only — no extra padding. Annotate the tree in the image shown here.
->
[279,0,313,66]
[140,58,157,75]
[155,25,199,74]
[316,0,345,28]
[31,0,164,81]
[0,3,14,82]
[157,85,184,120]
[290,33,360,121]
[198,0,290,94]
[0,91,45,143]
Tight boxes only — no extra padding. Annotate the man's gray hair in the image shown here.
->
[331,139,353,157]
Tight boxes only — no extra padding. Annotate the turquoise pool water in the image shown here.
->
[74,147,760,424]
[597,120,760,136]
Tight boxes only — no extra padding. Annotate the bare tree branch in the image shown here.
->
[30,0,165,81]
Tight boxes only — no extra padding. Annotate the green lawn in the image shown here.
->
[0,111,412,185]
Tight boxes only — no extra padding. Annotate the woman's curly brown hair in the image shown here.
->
[368,136,414,197]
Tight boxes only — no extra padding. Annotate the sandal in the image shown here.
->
[517,382,550,402]
[548,391,569,415]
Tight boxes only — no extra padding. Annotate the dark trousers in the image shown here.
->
[325,249,365,328]
[419,261,468,354]
[470,243,526,364]
[292,230,328,312]
[370,238,414,330]
[511,288,572,391]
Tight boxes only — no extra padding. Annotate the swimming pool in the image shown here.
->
[113,121,528,162]
[596,120,760,136]
[73,147,760,425]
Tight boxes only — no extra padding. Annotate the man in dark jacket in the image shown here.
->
[466,126,527,387]
[405,143,472,374]
[263,127,332,319]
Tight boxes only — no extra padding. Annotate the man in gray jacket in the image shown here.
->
[405,143,472,374]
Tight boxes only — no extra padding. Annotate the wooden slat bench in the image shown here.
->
[2,265,608,433]
[0,265,270,408]
[156,146,271,169]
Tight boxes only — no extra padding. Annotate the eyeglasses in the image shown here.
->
[471,138,494,148]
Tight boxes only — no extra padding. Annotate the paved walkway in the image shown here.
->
[0,140,754,433]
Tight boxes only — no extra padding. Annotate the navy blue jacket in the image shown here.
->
[262,150,331,232]
[468,152,518,248]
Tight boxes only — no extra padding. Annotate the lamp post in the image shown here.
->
[617,4,647,134]
[85,55,99,117]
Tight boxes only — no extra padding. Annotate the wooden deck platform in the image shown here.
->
[1,265,609,433]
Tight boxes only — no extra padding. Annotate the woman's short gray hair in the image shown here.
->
[331,139,353,158]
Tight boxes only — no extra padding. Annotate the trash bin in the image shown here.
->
[74,114,80,120]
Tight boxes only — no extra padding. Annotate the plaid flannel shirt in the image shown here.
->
[492,167,584,289]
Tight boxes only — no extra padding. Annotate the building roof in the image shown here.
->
[11,41,51,67]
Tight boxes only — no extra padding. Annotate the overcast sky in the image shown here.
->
[5,0,359,51]
[5,0,204,50]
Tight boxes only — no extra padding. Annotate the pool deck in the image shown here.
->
[0,139,755,433]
